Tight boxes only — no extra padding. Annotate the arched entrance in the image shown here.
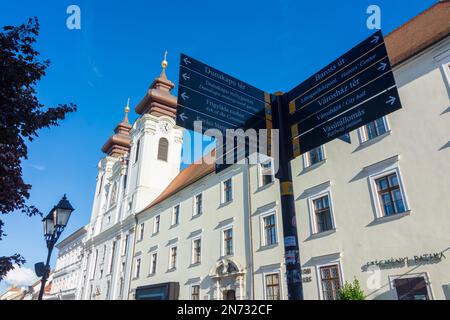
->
[209,259,245,300]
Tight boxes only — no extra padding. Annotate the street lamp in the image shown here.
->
[38,194,74,300]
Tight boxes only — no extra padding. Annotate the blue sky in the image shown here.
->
[0,0,436,292]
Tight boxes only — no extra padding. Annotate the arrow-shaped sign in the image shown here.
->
[182,73,190,81]
[180,92,190,101]
[378,62,387,71]
[386,96,396,106]
[179,112,188,121]
[183,57,191,65]
[371,35,380,44]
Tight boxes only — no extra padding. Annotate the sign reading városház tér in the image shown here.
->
[288,31,402,157]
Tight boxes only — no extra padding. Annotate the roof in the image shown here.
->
[137,1,450,216]
[138,149,216,215]
[56,226,87,249]
[385,0,450,66]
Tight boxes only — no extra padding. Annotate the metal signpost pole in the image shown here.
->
[272,92,304,300]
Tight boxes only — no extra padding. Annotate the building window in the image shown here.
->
[360,117,389,142]
[109,182,118,207]
[194,193,203,216]
[153,215,160,234]
[312,194,334,233]
[150,252,157,275]
[123,234,129,255]
[192,238,201,264]
[109,241,116,274]
[172,205,180,226]
[157,138,169,161]
[134,139,141,164]
[102,245,107,263]
[263,214,277,246]
[118,277,124,298]
[320,264,341,300]
[223,228,234,256]
[375,172,407,216]
[265,273,281,300]
[304,146,324,168]
[191,285,200,300]
[222,178,233,203]
[394,276,430,300]
[97,175,104,196]
[134,258,141,278]
[259,159,274,187]
[139,223,145,241]
[169,246,177,270]
[91,249,98,280]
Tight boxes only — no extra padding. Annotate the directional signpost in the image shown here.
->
[287,30,402,157]
[176,54,272,172]
[175,31,403,300]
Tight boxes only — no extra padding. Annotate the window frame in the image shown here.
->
[221,178,233,204]
[307,190,336,235]
[134,138,141,164]
[389,272,434,300]
[172,205,180,226]
[190,284,200,300]
[168,245,178,270]
[191,237,202,265]
[222,227,234,257]
[134,257,141,279]
[314,256,344,301]
[260,211,278,247]
[263,271,282,300]
[358,116,390,144]
[193,193,203,217]
[138,223,145,241]
[153,215,160,234]
[149,252,158,275]
[368,166,410,219]
[258,158,275,188]
[303,145,325,168]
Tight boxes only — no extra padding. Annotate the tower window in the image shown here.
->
[157,138,169,161]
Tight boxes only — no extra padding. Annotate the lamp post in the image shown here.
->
[38,194,74,300]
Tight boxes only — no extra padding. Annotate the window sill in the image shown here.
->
[170,223,179,229]
[257,181,275,192]
[302,159,327,173]
[167,267,176,273]
[147,273,156,278]
[258,243,279,252]
[373,210,411,224]
[308,228,336,239]
[152,231,160,237]
[191,213,202,220]
[189,262,201,268]
[219,200,233,208]
[359,130,392,148]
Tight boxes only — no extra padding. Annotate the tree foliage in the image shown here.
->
[338,278,365,300]
[0,17,76,281]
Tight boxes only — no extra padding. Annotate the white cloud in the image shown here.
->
[4,265,38,288]
[29,164,46,171]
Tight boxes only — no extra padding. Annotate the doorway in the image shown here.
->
[223,289,236,300]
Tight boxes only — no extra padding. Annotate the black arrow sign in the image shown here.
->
[180,53,267,102]
[287,30,383,104]
[291,71,396,135]
[289,42,388,115]
[289,55,392,125]
[294,86,401,154]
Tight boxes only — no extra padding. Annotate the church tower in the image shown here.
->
[89,102,132,235]
[127,52,183,213]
